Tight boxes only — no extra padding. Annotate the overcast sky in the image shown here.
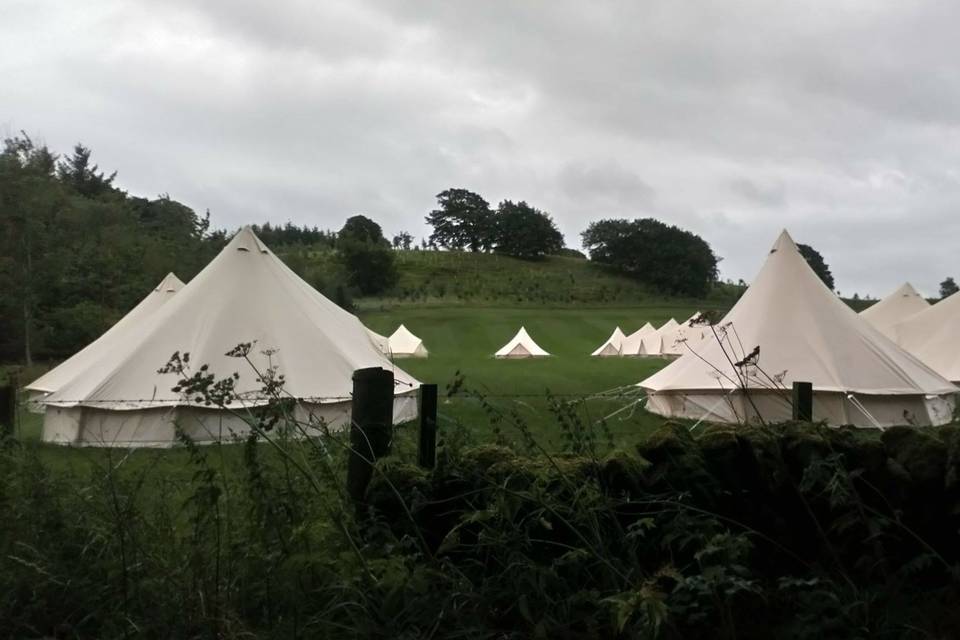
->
[4,1,959,297]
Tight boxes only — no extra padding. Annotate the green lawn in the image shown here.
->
[359,304,700,449]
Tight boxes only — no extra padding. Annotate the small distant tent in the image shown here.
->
[621,323,658,356]
[388,324,428,358]
[591,327,626,357]
[366,329,391,355]
[38,227,419,447]
[495,327,550,358]
[640,230,957,428]
[860,283,930,340]
[644,319,679,356]
[892,291,960,383]
[26,273,185,405]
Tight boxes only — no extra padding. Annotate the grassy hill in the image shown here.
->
[281,247,743,308]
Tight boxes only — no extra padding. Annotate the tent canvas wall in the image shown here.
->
[641,319,679,357]
[388,324,428,358]
[640,231,957,428]
[591,327,626,357]
[366,328,391,355]
[621,323,657,356]
[494,327,550,358]
[40,228,419,446]
[892,291,960,383]
[860,283,930,340]
[26,273,185,405]
[660,312,707,356]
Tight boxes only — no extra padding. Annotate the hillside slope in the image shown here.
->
[282,248,740,308]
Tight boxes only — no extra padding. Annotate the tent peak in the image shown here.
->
[230,226,269,254]
[897,282,921,297]
[155,273,184,293]
[769,229,797,254]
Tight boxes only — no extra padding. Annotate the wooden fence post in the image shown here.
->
[0,385,15,439]
[418,384,438,469]
[792,381,813,422]
[346,367,394,503]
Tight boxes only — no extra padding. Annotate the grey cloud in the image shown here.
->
[4,1,960,296]
[558,161,655,206]
[729,178,786,208]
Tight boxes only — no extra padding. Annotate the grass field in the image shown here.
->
[359,304,702,448]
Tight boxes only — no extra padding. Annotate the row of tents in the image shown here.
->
[373,319,708,361]
[22,226,960,445]
[370,326,550,359]
[591,316,707,357]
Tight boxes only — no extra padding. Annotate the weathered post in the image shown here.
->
[418,384,438,469]
[0,384,15,439]
[792,381,813,422]
[346,367,394,503]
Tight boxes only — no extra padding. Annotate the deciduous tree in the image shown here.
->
[492,200,564,259]
[797,243,835,290]
[581,218,718,297]
[425,188,494,251]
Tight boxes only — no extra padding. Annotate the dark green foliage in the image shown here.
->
[391,231,414,250]
[4,413,960,638]
[555,247,587,259]
[249,221,335,248]
[0,134,221,363]
[492,200,564,259]
[797,243,835,290]
[425,188,494,251]
[336,215,398,295]
[56,144,117,198]
[940,276,958,299]
[340,214,389,245]
[581,217,719,297]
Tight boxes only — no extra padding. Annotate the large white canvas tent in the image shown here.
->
[892,291,960,383]
[388,324,428,358]
[26,273,185,405]
[591,327,626,357]
[860,283,929,340]
[366,328,391,355]
[494,327,550,358]
[39,228,419,446]
[640,231,957,428]
[621,323,658,356]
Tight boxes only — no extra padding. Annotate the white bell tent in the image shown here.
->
[26,273,185,405]
[388,324,428,358]
[494,327,550,358]
[860,283,929,340]
[644,319,679,356]
[591,327,626,357]
[39,227,420,446]
[640,231,957,428]
[620,323,658,356]
[892,291,960,383]
[660,313,707,356]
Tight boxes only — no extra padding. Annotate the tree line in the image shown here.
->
[5,133,877,366]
